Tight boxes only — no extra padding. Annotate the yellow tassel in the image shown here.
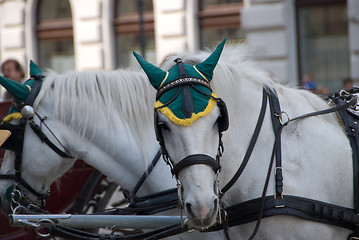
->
[2,112,22,123]
[154,93,218,126]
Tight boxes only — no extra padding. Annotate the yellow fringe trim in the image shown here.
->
[154,93,218,126]
[2,112,22,123]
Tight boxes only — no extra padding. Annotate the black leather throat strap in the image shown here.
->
[171,154,221,177]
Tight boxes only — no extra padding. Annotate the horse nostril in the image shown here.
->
[185,202,194,217]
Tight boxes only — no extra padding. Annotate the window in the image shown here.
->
[114,0,155,68]
[37,0,74,73]
[198,0,244,48]
[296,0,349,92]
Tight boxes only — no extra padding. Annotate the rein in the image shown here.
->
[123,150,166,207]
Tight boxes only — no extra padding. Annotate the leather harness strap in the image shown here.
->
[268,89,284,198]
[171,154,221,177]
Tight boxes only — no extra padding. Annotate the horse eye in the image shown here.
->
[158,122,170,131]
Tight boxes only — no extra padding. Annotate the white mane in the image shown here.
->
[34,69,156,156]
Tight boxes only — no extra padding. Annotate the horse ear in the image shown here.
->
[133,51,168,90]
[29,60,43,77]
[0,76,30,101]
[195,39,226,82]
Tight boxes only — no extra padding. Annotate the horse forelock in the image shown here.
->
[34,69,156,160]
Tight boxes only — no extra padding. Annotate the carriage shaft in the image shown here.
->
[9,214,186,229]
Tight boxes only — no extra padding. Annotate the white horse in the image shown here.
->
[0,67,225,239]
[0,69,175,208]
[136,41,356,239]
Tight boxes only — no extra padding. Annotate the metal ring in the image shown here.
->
[35,219,55,238]
[12,205,27,214]
[278,111,290,126]
[11,189,22,204]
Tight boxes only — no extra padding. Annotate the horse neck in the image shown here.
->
[63,113,175,196]
[213,69,279,202]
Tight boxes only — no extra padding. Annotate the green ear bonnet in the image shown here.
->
[134,39,226,126]
[0,60,44,119]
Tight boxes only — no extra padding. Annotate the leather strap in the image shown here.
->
[29,119,73,158]
[24,77,42,107]
[171,154,221,177]
[267,89,284,198]
[124,150,162,206]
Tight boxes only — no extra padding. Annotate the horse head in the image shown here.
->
[134,40,228,229]
[0,61,76,213]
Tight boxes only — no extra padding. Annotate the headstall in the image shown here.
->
[153,59,229,220]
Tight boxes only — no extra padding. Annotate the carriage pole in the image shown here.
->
[10,214,187,229]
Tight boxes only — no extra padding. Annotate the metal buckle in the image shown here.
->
[275,167,283,176]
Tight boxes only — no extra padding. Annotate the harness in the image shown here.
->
[0,75,73,212]
[213,88,359,239]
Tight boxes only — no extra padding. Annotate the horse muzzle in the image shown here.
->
[171,154,221,229]
[185,194,219,229]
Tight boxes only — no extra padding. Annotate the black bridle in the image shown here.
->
[0,76,74,209]
[153,59,229,213]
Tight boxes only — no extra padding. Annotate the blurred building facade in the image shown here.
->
[0,0,357,91]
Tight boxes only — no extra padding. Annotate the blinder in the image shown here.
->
[0,122,25,153]
[217,98,229,133]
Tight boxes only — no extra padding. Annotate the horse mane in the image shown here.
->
[34,69,156,159]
